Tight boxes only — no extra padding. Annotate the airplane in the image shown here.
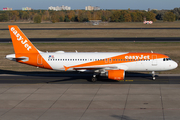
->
[6,25,178,82]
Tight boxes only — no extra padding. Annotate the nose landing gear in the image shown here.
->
[91,74,97,82]
[152,71,155,80]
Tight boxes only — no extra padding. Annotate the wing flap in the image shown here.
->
[72,66,118,71]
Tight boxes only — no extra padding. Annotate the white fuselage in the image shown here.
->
[39,52,178,72]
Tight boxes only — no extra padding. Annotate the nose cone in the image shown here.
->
[172,61,178,69]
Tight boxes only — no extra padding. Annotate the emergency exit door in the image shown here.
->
[37,54,43,65]
[152,55,157,66]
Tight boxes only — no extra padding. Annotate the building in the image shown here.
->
[48,5,71,11]
[151,9,158,11]
[85,6,100,10]
[85,6,94,10]
[22,7,32,11]
[3,7,12,11]
[94,6,100,10]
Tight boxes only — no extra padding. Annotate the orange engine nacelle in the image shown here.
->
[108,70,125,80]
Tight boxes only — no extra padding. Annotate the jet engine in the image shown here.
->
[107,70,125,80]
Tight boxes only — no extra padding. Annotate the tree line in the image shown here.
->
[0,8,179,23]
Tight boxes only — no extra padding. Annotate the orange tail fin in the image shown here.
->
[8,25,39,54]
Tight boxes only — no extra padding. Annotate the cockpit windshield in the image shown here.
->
[163,58,171,61]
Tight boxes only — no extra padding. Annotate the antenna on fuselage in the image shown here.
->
[151,51,153,53]
[75,50,78,53]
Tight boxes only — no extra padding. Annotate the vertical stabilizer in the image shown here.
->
[8,25,39,54]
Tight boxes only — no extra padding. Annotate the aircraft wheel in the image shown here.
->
[91,77,97,82]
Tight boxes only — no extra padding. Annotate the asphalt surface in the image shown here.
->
[1,37,180,43]
[1,27,180,30]
[0,73,180,120]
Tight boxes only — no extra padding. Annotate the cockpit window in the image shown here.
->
[167,58,171,60]
[163,58,171,61]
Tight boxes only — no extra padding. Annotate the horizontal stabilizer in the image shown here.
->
[12,58,27,61]
[6,54,29,62]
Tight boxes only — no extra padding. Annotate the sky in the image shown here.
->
[1,0,180,10]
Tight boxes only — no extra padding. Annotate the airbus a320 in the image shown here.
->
[6,26,178,82]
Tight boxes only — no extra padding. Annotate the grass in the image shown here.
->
[1,22,180,38]
[1,21,180,28]
[1,29,180,38]
[0,42,179,74]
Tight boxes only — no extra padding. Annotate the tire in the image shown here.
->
[91,77,97,82]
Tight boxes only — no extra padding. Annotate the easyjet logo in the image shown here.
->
[125,55,150,59]
[11,27,32,51]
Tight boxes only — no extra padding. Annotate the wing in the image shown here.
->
[71,65,118,72]
[64,65,128,72]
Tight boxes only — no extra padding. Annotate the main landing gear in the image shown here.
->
[152,71,155,80]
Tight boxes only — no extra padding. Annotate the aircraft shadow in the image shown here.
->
[0,69,158,84]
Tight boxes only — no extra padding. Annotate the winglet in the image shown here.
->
[64,66,69,71]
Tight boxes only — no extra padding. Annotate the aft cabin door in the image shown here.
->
[152,55,157,66]
[37,54,43,65]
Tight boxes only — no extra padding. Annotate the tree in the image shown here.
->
[124,12,132,22]
[42,10,50,21]
[92,11,101,20]
[105,11,113,21]
[9,11,19,21]
[110,10,127,22]
[33,14,41,23]
[86,11,92,20]
[136,11,144,22]
[131,12,138,22]
[101,16,106,21]
[77,10,88,22]
[119,15,124,22]
[29,11,34,21]
[67,11,75,21]
[22,11,29,20]
[59,16,64,22]
[64,16,70,22]
[163,12,175,22]
[57,11,65,22]
[0,13,9,22]
[156,10,166,20]
[50,12,58,23]
[172,8,180,20]
[110,10,122,22]
[144,11,156,22]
